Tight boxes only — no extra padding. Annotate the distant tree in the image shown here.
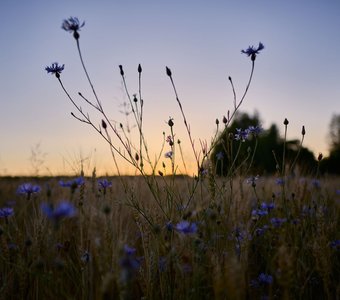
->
[211,112,317,176]
[320,114,340,174]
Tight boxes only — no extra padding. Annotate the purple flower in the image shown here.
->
[241,42,265,61]
[330,240,340,250]
[258,273,273,285]
[59,177,84,191]
[216,151,224,160]
[250,272,273,288]
[270,217,286,228]
[275,178,285,186]
[176,220,198,234]
[252,208,268,217]
[260,202,275,211]
[0,207,14,218]
[41,201,76,222]
[164,151,173,159]
[246,175,259,187]
[235,128,249,142]
[254,225,269,236]
[17,183,41,196]
[62,17,85,34]
[45,63,65,78]
[247,125,263,136]
[98,179,112,195]
[124,244,137,256]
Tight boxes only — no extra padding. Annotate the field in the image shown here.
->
[0,174,339,299]
[1,16,339,300]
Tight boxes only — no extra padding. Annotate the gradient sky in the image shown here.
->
[1,0,340,176]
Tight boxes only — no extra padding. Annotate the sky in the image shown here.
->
[1,0,340,176]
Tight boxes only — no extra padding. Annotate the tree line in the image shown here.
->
[210,112,340,176]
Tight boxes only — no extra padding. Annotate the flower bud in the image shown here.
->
[138,64,142,73]
[318,153,323,161]
[301,125,305,136]
[283,118,289,126]
[166,66,172,77]
[119,65,124,76]
[168,118,174,127]
[101,120,107,129]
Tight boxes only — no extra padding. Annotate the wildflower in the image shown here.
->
[330,240,340,250]
[164,151,173,159]
[260,202,275,211]
[41,201,76,222]
[247,125,263,136]
[166,221,174,231]
[176,220,198,234]
[270,217,286,228]
[81,250,90,263]
[59,177,84,193]
[254,225,269,236]
[275,178,285,186]
[17,183,41,198]
[252,208,268,217]
[311,178,321,188]
[0,207,14,218]
[166,135,174,146]
[235,128,249,142]
[120,244,141,283]
[250,272,273,288]
[98,178,112,195]
[45,62,65,78]
[216,151,224,160]
[246,175,259,187]
[61,17,85,40]
[241,42,264,61]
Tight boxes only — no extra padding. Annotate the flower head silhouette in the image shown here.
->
[241,42,264,61]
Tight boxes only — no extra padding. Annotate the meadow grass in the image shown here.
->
[0,175,339,299]
[1,17,339,300]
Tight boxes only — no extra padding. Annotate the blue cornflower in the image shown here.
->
[260,202,275,211]
[62,17,85,39]
[0,207,14,218]
[164,151,173,159]
[235,128,249,142]
[41,201,76,222]
[98,178,112,194]
[270,217,286,228]
[275,178,285,186]
[311,179,321,188]
[176,220,198,234]
[119,244,141,283]
[254,225,269,236]
[17,183,41,198]
[250,272,273,288]
[247,125,263,136]
[45,63,65,78]
[246,175,259,187]
[241,42,265,61]
[258,273,273,285]
[330,240,340,250]
[216,151,224,160]
[252,208,268,217]
[59,177,84,192]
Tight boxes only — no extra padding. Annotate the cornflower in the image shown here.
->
[176,220,198,234]
[0,207,14,218]
[45,62,65,78]
[17,183,41,199]
[241,42,265,61]
[216,151,224,160]
[247,125,263,136]
[41,201,76,222]
[164,151,173,159]
[98,178,112,195]
[59,177,84,193]
[61,17,85,39]
[235,128,249,142]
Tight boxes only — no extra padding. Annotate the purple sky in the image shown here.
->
[1,0,340,176]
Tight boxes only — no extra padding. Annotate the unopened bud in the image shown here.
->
[222,116,228,124]
[101,120,107,129]
[215,118,219,125]
[138,64,142,73]
[318,153,323,161]
[158,170,164,176]
[283,118,289,126]
[135,153,139,161]
[301,125,305,136]
[119,65,124,76]
[166,66,172,77]
[133,94,138,103]
[168,118,174,127]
